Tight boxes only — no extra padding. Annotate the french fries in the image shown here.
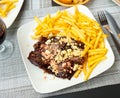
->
[32,6,108,81]
[73,69,82,78]
[0,0,18,17]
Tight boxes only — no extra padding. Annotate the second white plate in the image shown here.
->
[1,0,24,28]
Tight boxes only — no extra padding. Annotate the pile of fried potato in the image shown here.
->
[31,6,108,80]
[0,0,18,17]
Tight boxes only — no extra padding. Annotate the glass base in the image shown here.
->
[0,40,13,60]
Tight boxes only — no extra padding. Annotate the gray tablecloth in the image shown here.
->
[0,0,120,98]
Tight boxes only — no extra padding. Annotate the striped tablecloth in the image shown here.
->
[0,0,120,98]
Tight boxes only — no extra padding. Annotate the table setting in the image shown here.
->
[0,0,120,98]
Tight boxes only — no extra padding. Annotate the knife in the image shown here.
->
[104,11,120,39]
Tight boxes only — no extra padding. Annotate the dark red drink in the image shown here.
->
[0,19,6,45]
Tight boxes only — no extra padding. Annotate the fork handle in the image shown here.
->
[118,34,120,39]
[105,25,120,39]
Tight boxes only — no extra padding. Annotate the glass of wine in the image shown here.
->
[0,18,13,60]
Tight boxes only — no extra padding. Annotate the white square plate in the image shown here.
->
[17,5,115,93]
[1,0,24,28]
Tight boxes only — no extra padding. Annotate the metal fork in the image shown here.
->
[97,11,112,32]
[97,10,120,54]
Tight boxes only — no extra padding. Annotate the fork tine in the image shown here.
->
[97,11,101,22]
[98,11,103,22]
[97,10,108,25]
[101,11,107,22]
[97,11,103,23]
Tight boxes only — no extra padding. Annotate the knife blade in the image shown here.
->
[104,11,120,39]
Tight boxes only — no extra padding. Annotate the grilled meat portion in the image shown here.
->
[28,36,85,79]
